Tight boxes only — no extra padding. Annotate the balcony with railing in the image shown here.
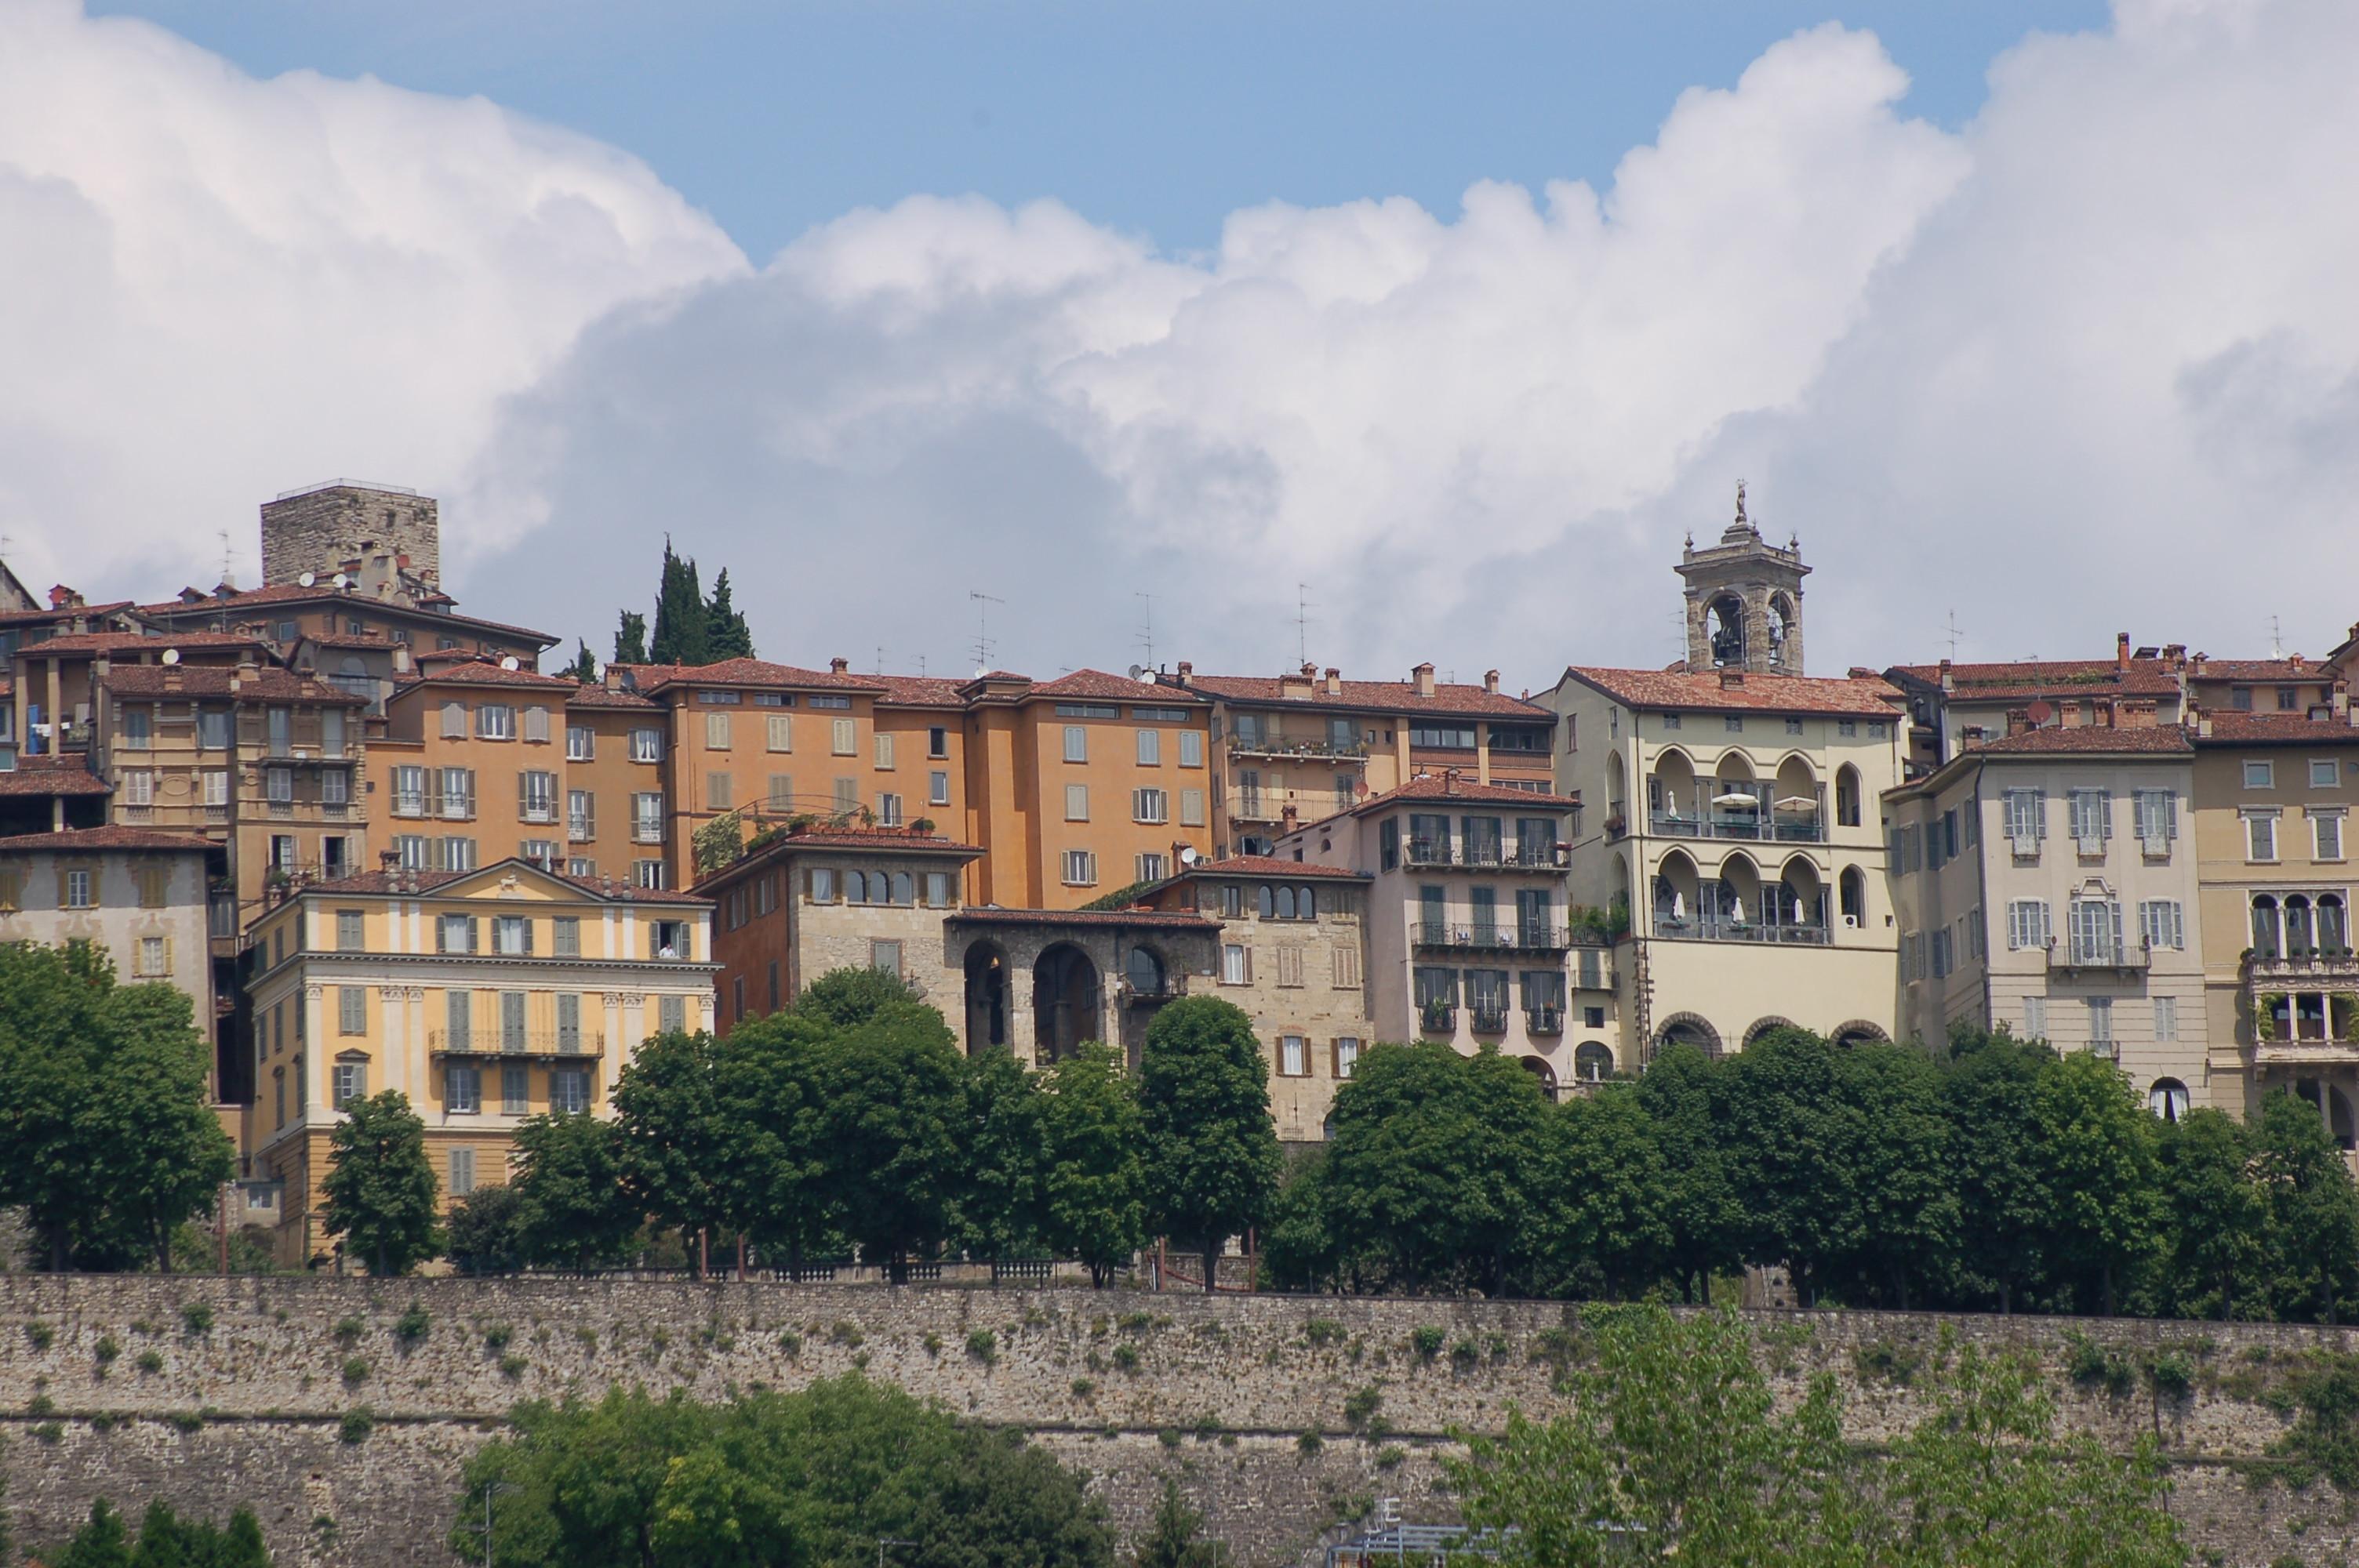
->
[1652,917,1834,946]
[1405,839,1564,871]
[428,1028,604,1059]
[1413,921,1572,953]
[1419,1001,1456,1034]
[1526,1006,1565,1036]
[1468,1003,1510,1033]
[1227,734,1369,762]
[2045,938,2151,975]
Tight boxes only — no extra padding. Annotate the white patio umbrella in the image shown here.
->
[1772,795,1816,813]
[1712,789,1759,808]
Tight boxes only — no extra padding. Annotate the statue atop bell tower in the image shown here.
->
[1674,483,1809,676]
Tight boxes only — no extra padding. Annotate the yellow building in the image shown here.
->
[242,857,714,1265]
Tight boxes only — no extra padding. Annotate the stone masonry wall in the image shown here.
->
[2,1276,2355,1566]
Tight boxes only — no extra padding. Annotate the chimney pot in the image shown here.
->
[2117,632,2131,671]
[1301,662,1316,679]
[1412,662,1435,699]
[1483,669,1499,695]
[1323,667,1341,696]
[1175,662,1193,683]
[830,657,849,676]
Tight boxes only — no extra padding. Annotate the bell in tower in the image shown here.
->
[1674,483,1810,676]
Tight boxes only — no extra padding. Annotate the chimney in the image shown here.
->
[1483,669,1499,695]
[2336,681,2351,720]
[1280,804,1299,834]
[1939,658,1954,695]
[1412,662,1435,699]
[1174,662,1193,685]
[48,584,81,610]
[2291,652,2306,673]
[2192,652,2208,677]
[2116,632,2130,671]
[392,644,413,675]
[1281,666,1314,701]
[1719,670,1745,689]
[830,658,849,676]
[2164,643,2186,667]
[1323,667,1342,697]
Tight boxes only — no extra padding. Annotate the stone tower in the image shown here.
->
[1674,484,1808,677]
[260,481,439,589]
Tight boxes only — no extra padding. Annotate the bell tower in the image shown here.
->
[1675,484,1809,676]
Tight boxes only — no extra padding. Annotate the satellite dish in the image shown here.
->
[499,655,520,671]
[331,573,349,590]
[161,648,181,666]
[2026,699,2055,726]
[1178,846,1198,866]
[1127,665,1145,681]
[297,572,316,588]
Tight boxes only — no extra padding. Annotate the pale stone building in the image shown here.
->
[1884,726,2212,1112]
[241,858,714,1265]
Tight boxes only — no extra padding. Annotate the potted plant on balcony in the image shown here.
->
[2256,992,2287,1042]
[1419,1000,1454,1033]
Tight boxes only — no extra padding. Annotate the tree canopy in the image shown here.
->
[318,1090,442,1276]
[613,538,756,668]
[1139,998,1282,1290]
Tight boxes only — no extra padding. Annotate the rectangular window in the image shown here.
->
[1724,716,1744,734]
[567,789,596,841]
[2066,788,2111,852]
[136,935,166,976]
[522,706,551,744]
[2245,759,2275,789]
[928,770,951,808]
[2246,811,2279,862]
[878,792,903,827]
[566,858,595,877]
[649,920,690,959]
[2002,788,2046,851]
[202,769,230,807]
[322,768,351,807]
[1056,702,1119,720]
[2156,995,2179,1043]
[2023,994,2047,1039]
[633,793,665,842]
[198,708,231,750]
[810,867,838,902]
[134,865,166,908]
[1136,852,1168,884]
[1063,725,1088,763]
[1133,787,1168,824]
[2087,996,2114,1046]
[1221,942,1250,984]
[831,718,856,756]
[449,1146,477,1192]
[557,992,583,1051]
[1136,728,1161,766]
[2133,789,2178,853]
[338,985,366,1035]
[2139,900,2184,950]
[492,915,531,956]
[436,837,478,872]
[872,731,895,770]
[833,777,858,811]
[1279,1035,1308,1076]
[1413,966,1457,1014]
[394,835,428,869]
[1408,722,1478,749]
[567,725,594,761]
[924,871,953,906]
[519,770,557,823]
[809,695,852,710]
[438,766,476,818]
[1065,783,1090,822]
[2067,898,2123,965]
[333,1061,365,1109]
[552,1067,590,1115]
[1061,849,1098,887]
[1180,788,1205,827]
[705,712,732,750]
[766,714,794,753]
[1274,945,1305,988]
[1333,1036,1361,1079]
[64,868,92,908]
[631,728,664,763]
[2006,899,2051,951]
[1179,731,1204,768]
[266,766,293,804]
[438,701,467,739]
[1220,884,1243,918]
[446,1065,480,1116]
[122,769,154,806]
[478,704,515,741]
[553,916,580,957]
[123,706,151,749]
[500,1062,528,1114]
[333,909,364,951]
[929,726,949,759]
[871,938,904,978]
[706,771,732,811]
[391,764,427,817]
[2313,759,2342,789]
[1931,927,1952,979]
[659,995,688,1033]
[438,913,478,953]
[2316,811,2346,862]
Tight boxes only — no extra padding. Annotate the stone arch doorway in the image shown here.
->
[1033,942,1101,1064]
[1653,1011,1723,1060]
[963,941,1009,1052]
[1830,1019,1891,1048]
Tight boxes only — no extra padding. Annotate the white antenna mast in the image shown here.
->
[1943,611,1966,662]
[968,590,1005,673]
[2271,615,2284,659]
[1135,592,1155,670]
[218,528,234,586]
[1294,583,1315,667]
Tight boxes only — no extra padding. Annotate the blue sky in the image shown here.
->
[93,0,2105,261]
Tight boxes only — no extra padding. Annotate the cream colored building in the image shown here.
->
[2190,703,2359,1139]
[242,858,714,1265]
[1884,727,2211,1112]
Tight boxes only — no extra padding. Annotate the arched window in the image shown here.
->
[2321,895,2350,953]
[2252,895,2281,958]
[1706,593,1747,667]
[1839,866,1866,927]
[1298,886,1316,919]
[1575,1042,1614,1082]
[1125,947,1164,996]
[2147,1079,2190,1123]
[846,871,868,904]
[891,871,914,906]
[1835,765,1863,828]
[1276,886,1297,920]
[1256,885,1275,919]
[2287,895,2315,953]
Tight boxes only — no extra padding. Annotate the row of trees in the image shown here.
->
[0,945,234,1272]
[326,977,1285,1287]
[37,1501,272,1568]
[605,538,754,670]
[1266,1025,2359,1319]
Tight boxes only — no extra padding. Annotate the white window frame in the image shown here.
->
[2245,809,2281,863]
[2312,758,2342,789]
[630,728,664,764]
[1136,729,1161,766]
[1179,731,1204,768]
[1063,725,1087,764]
[1133,787,1169,825]
[831,717,856,756]
[2245,759,2275,790]
[1061,849,1097,887]
[566,725,594,761]
[478,704,516,741]
[2315,808,2347,862]
[1065,784,1089,822]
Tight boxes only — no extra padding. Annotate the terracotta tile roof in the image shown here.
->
[100,666,369,704]
[1028,669,1204,702]
[1174,855,1370,881]
[1340,774,1581,818]
[0,758,111,797]
[0,825,212,853]
[141,588,556,645]
[1885,659,2181,701]
[620,659,890,695]
[1965,726,2195,757]
[299,862,711,905]
[565,684,661,710]
[0,602,136,627]
[2195,712,2359,747]
[394,660,574,690]
[2190,659,2324,682]
[950,906,1218,930]
[1565,666,1903,717]
[871,674,968,709]
[696,829,982,891]
[26,631,268,656]
[1183,672,1545,719]
[302,632,404,650]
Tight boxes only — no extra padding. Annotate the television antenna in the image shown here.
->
[2271,615,2284,659]
[1943,611,1966,662]
[1294,583,1315,667]
[968,590,1004,673]
[218,529,234,586]
[1135,592,1155,670]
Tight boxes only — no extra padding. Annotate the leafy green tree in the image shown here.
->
[1138,997,1282,1291]
[648,539,709,666]
[319,1090,442,1276]
[714,1009,837,1267]
[612,610,648,666]
[815,1002,972,1279]
[1036,1044,1147,1285]
[1525,1086,1672,1300]
[0,942,234,1271]
[794,965,918,1029]
[219,1508,272,1568]
[1317,1041,1549,1294]
[2151,1107,2269,1320]
[511,1113,642,1272]
[1447,1305,1861,1568]
[57,1498,133,1568]
[446,1181,529,1276]
[1940,1026,2059,1313]
[1632,1041,1743,1301]
[1257,1153,1339,1292]
[1720,1029,1854,1304]
[456,1377,1113,1568]
[1129,1479,1217,1568]
[562,641,597,683]
[612,1029,733,1272]
[2253,1088,2359,1324]
[2030,1050,2160,1316]
[961,1044,1047,1262]
[703,568,754,660]
[1823,1038,1957,1309]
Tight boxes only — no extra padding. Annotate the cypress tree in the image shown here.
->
[563,640,597,683]
[704,568,754,659]
[613,611,648,666]
[649,539,709,666]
